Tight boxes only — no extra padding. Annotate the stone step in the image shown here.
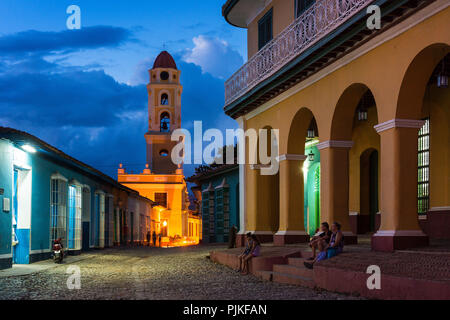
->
[288,257,313,267]
[272,272,315,288]
[255,270,273,282]
[300,251,313,259]
[273,264,314,278]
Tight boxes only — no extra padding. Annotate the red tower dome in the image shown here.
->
[152,51,177,70]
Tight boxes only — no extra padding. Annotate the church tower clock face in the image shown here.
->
[145,51,183,174]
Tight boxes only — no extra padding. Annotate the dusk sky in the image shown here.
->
[0,0,247,179]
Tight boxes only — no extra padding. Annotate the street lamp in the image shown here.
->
[307,126,315,139]
[21,144,37,153]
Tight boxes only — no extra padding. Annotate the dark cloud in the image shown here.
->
[0,28,238,180]
[0,26,136,56]
[0,58,146,128]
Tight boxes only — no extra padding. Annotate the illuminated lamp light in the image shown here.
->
[308,150,315,162]
[22,144,37,153]
[357,108,368,121]
[162,220,168,227]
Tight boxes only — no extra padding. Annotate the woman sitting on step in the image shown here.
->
[236,232,253,272]
[241,234,261,275]
[304,222,344,269]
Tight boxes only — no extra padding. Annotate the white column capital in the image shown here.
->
[276,154,307,162]
[317,140,354,150]
[374,119,426,133]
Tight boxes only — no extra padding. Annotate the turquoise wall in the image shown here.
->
[28,152,111,252]
[0,139,114,268]
[0,140,13,259]
[200,168,239,243]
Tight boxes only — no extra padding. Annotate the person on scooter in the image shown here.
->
[53,237,64,260]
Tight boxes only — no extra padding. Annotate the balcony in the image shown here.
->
[224,0,375,107]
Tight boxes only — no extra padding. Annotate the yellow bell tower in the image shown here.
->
[118,51,201,246]
[145,51,183,174]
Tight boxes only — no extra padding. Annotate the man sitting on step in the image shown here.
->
[304,222,344,269]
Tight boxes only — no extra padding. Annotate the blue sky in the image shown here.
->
[0,0,247,179]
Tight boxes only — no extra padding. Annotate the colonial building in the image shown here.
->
[188,163,240,244]
[0,127,154,270]
[222,0,450,251]
[118,51,201,245]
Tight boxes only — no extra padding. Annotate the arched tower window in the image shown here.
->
[160,112,171,132]
[161,93,169,105]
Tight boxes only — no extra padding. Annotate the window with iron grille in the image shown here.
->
[418,118,430,215]
[155,192,168,208]
[50,178,67,247]
[258,8,273,50]
[295,0,315,18]
[68,185,82,250]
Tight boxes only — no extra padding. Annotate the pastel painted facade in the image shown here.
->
[188,164,240,244]
[118,51,200,245]
[222,0,450,251]
[0,128,154,270]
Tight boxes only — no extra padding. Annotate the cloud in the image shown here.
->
[0,30,239,180]
[0,26,135,56]
[0,57,146,128]
[183,35,243,79]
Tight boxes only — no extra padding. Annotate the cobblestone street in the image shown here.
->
[0,245,361,300]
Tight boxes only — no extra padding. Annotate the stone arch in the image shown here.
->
[330,83,379,140]
[287,107,318,154]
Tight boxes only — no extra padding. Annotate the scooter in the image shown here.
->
[52,239,64,264]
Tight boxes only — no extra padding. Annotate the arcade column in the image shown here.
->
[274,154,309,245]
[372,119,429,251]
[318,140,357,244]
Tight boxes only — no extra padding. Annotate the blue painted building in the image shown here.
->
[0,127,153,270]
[188,164,239,244]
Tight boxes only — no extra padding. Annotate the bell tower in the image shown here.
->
[145,51,183,174]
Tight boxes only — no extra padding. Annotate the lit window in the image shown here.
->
[68,185,82,250]
[418,118,430,215]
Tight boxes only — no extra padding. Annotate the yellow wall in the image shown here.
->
[247,0,295,59]
[241,4,450,233]
[349,106,380,214]
[425,87,450,207]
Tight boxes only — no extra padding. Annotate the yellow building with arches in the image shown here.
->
[223,0,450,251]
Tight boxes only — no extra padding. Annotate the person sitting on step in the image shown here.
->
[304,222,344,269]
[307,222,332,261]
[236,232,253,272]
[241,234,261,275]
